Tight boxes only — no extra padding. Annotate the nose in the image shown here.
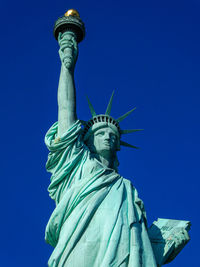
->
[104,133,111,140]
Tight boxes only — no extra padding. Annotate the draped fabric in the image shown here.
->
[45,120,157,267]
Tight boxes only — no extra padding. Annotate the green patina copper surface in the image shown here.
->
[45,121,157,266]
[45,11,190,267]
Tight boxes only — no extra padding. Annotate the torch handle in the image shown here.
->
[58,31,78,71]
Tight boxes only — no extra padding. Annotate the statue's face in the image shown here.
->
[92,127,118,155]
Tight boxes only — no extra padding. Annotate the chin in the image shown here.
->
[102,145,112,150]
[99,147,115,154]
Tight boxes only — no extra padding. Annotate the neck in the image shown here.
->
[95,151,116,170]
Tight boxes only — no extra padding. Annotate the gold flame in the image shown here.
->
[64,9,80,17]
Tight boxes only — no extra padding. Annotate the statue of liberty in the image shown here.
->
[45,10,190,267]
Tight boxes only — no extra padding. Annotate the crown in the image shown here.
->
[81,91,143,149]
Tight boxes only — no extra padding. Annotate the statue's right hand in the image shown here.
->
[58,32,78,71]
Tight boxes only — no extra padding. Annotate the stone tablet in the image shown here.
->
[148,218,191,266]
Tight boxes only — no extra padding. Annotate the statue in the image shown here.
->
[45,9,190,267]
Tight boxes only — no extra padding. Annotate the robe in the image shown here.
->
[45,120,157,267]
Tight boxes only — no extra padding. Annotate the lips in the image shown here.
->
[103,142,111,146]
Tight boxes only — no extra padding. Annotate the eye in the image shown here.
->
[95,131,104,136]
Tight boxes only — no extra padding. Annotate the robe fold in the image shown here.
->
[45,120,157,267]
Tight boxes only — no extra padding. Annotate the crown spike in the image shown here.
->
[105,91,115,115]
[86,95,96,117]
[120,129,144,134]
[116,107,136,123]
[120,140,139,149]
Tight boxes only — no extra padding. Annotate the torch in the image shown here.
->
[53,9,85,67]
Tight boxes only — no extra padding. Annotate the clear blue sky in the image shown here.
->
[0,0,199,266]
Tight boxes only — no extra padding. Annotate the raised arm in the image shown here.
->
[57,31,78,137]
